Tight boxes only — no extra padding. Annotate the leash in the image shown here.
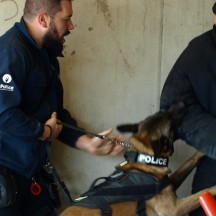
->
[42,123,134,206]
[60,122,134,150]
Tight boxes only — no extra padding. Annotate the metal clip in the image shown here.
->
[102,136,134,149]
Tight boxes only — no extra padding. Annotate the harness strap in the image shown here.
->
[88,194,147,216]
[136,200,146,216]
[90,198,146,216]
[89,196,112,216]
[90,184,160,196]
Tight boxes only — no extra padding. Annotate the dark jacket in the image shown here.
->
[0,18,84,178]
[160,25,216,159]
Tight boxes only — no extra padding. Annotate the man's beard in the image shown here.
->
[42,22,70,57]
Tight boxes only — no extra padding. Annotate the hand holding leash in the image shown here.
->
[92,128,126,156]
[60,122,133,151]
[39,112,63,141]
[75,128,125,156]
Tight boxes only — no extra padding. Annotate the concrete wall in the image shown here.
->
[0,0,215,213]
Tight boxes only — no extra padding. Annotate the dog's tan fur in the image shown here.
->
[60,104,216,216]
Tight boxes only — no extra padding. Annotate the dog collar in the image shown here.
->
[124,151,169,167]
[137,153,169,167]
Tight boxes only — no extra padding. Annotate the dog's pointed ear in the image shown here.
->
[117,124,139,133]
[167,101,186,127]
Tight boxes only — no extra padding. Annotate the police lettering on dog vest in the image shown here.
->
[137,153,168,167]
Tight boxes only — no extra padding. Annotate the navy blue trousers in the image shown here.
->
[0,170,57,216]
[189,156,216,216]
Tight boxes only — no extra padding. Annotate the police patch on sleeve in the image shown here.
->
[0,74,14,91]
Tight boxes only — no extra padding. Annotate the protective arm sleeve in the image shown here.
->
[160,41,216,159]
[177,105,216,159]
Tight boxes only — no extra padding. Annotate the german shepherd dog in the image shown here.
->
[60,103,216,216]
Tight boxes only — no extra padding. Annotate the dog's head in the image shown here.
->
[117,102,185,158]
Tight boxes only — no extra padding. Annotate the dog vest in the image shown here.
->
[71,151,170,216]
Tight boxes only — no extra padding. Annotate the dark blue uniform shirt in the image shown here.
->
[0,18,84,178]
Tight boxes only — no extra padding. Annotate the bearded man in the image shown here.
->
[0,1,124,215]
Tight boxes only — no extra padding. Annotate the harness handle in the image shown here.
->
[90,177,110,190]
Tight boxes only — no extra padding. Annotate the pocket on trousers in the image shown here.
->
[0,165,17,207]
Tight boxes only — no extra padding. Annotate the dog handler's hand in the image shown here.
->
[39,112,63,141]
[75,128,125,156]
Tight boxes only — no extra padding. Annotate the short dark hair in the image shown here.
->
[23,0,62,20]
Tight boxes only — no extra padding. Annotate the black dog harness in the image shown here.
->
[71,152,170,216]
